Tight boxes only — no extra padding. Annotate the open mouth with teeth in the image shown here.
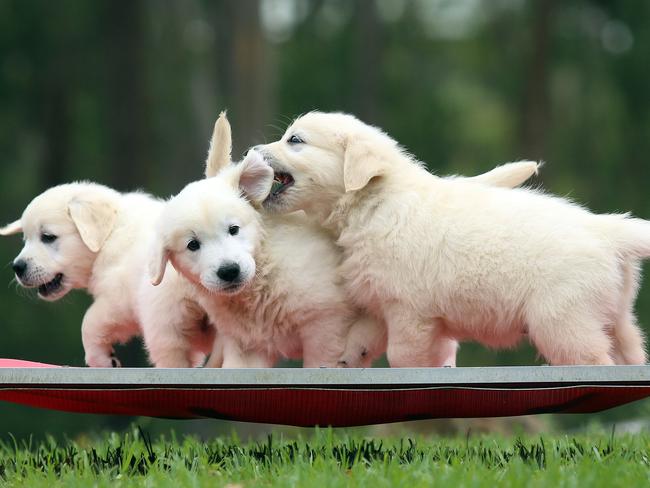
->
[38,273,64,297]
[270,171,294,196]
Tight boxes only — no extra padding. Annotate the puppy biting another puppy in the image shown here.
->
[257,111,648,366]
[0,113,541,369]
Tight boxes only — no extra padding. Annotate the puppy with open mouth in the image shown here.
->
[1,183,217,368]
[255,111,648,367]
[149,113,540,369]
[257,120,541,368]
[149,113,362,368]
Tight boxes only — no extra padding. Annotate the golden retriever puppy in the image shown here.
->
[337,158,540,367]
[148,115,355,368]
[149,114,538,369]
[255,111,647,366]
[0,184,215,367]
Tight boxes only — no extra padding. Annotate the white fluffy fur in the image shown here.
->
[337,161,541,367]
[256,111,648,366]
[149,115,360,367]
[149,114,538,368]
[0,183,215,367]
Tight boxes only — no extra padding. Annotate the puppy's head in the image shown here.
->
[0,183,119,301]
[255,112,400,217]
[149,150,273,296]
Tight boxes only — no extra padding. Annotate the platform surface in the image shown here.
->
[1,361,649,426]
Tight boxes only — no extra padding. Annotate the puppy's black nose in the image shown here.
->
[217,263,240,283]
[12,260,27,278]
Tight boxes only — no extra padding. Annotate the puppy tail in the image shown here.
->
[468,161,539,188]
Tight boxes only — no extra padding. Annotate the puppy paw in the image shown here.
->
[110,354,122,368]
[85,352,119,368]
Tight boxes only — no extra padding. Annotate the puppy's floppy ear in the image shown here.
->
[232,150,274,203]
[148,237,170,286]
[68,198,118,253]
[0,219,22,236]
[205,111,232,178]
[468,161,539,188]
[343,136,388,193]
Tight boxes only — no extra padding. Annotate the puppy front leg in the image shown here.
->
[337,316,387,368]
[139,297,196,368]
[301,316,349,368]
[204,332,224,368]
[220,335,275,368]
[383,305,453,368]
[81,301,123,367]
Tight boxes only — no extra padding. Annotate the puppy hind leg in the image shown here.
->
[384,305,449,367]
[528,309,614,365]
[433,338,459,367]
[611,261,647,364]
[612,310,647,365]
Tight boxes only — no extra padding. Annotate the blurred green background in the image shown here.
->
[1,0,650,439]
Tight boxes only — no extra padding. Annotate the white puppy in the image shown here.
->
[0,184,215,367]
[151,115,538,369]
[256,111,648,366]
[337,159,541,367]
[148,115,355,368]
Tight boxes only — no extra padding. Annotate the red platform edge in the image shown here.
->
[1,360,649,426]
[1,385,649,427]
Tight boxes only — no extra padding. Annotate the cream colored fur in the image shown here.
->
[256,111,648,366]
[1,183,215,367]
[149,114,357,367]
[338,158,539,367]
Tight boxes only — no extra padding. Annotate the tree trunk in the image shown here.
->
[520,0,554,160]
[104,0,149,191]
[353,0,382,125]
[41,75,70,189]
[215,0,273,158]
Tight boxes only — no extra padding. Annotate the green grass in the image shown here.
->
[1,427,649,487]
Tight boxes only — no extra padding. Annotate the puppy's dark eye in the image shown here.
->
[187,239,201,252]
[41,233,57,244]
[287,134,303,145]
[228,225,240,236]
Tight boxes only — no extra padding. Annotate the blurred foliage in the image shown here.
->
[1,0,650,438]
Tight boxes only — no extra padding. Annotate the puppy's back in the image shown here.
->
[91,191,164,296]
